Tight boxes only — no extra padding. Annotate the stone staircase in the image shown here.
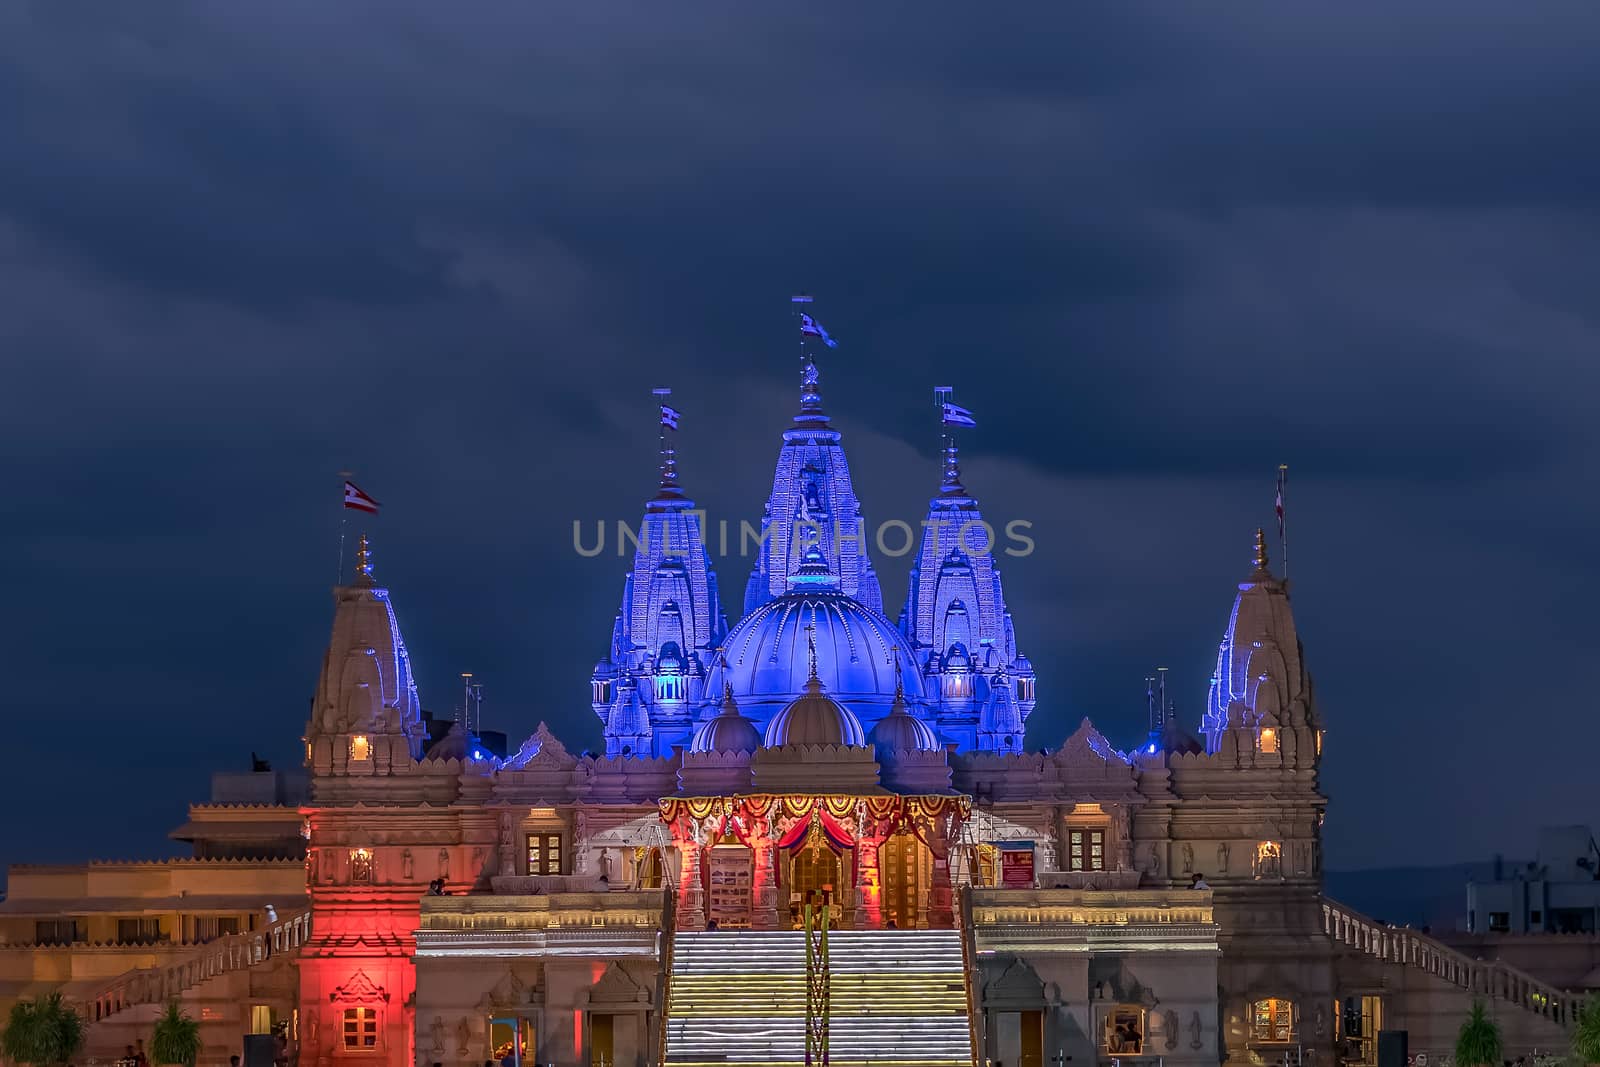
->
[665,928,971,1067]
[77,907,311,1024]
[1322,898,1581,1049]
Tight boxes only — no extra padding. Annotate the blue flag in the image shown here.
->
[942,402,976,428]
[799,312,839,348]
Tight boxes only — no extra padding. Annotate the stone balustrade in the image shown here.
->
[415,890,664,956]
[83,908,311,1023]
[1321,898,1581,1032]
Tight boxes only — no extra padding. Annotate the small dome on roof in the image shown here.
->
[868,691,941,754]
[763,636,866,748]
[690,686,762,754]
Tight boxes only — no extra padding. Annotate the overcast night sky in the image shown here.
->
[1,2,1597,874]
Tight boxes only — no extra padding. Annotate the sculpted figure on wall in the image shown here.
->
[437,848,450,880]
[429,1017,445,1053]
[1189,1011,1203,1050]
[455,1017,471,1056]
[1182,843,1194,874]
[1217,841,1231,873]
[1164,1010,1180,1051]
[402,849,414,880]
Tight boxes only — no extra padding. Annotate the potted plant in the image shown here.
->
[1573,992,1600,1067]
[1455,1001,1503,1067]
[150,1001,203,1067]
[0,992,85,1067]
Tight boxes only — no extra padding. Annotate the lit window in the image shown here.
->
[343,1007,378,1049]
[1254,841,1282,879]
[1252,998,1294,1042]
[1068,828,1106,872]
[250,1005,273,1034]
[1258,727,1278,754]
[350,849,373,883]
[350,735,371,761]
[527,833,562,875]
[1103,1005,1145,1054]
[303,738,313,764]
[1316,730,1324,756]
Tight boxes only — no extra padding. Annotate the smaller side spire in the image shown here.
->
[354,534,375,586]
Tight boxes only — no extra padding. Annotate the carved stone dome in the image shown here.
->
[763,674,866,748]
[868,695,941,754]
[689,686,762,754]
[711,559,922,722]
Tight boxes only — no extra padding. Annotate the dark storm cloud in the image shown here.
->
[1,0,1597,871]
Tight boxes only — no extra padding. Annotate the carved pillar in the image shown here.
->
[679,840,706,930]
[754,833,779,930]
[927,819,954,929]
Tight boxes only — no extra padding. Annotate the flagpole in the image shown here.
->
[336,469,354,586]
[1277,464,1289,581]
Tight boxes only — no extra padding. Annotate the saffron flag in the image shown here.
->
[660,404,681,430]
[343,480,380,514]
[1275,466,1286,540]
[799,312,839,348]
[942,402,977,428]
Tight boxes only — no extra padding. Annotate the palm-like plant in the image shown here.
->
[0,993,85,1066]
[1573,992,1600,1066]
[150,1001,203,1067]
[1456,1001,1504,1067]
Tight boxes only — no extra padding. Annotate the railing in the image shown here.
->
[656,885,675,1067]
[1321,898,1580,1031]
[957,885,984,1067]
[82,908,311,1023]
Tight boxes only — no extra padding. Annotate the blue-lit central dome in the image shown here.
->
[709,575,924,727]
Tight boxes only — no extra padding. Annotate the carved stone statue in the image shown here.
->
[429,1017,445,1053]
[1181,843,1194,874]
[1189,1011,1204,1050]
[1217,842,1231,873]
[437,848,450,880]
[455,1017,471,1056]
[305,1012,319,1054]
[402,849,414,880]
[599,847,614,882]
[1314,1004,1327,1039]
[1146,846,1162,876]
[1164,1010,1180,1051]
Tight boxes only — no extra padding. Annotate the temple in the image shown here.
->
[0,306,1586,1067]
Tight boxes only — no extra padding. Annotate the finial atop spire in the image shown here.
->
[792,295,831,426]
[805,620,820,685]
[1252,526,1271,576]
[649,388,687,507]
[888,647,906,707]
[354,533,375,585]
[721,681,738,715]
[934,386,972,497]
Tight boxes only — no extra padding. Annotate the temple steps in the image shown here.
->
[665,929,970,1066]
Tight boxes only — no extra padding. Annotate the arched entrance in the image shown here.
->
[880,831,923,929]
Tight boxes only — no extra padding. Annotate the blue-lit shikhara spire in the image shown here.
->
[1203,529,1319,766]
[592,392,729,758]
[899,400,1035,752]
[743,303,883,615]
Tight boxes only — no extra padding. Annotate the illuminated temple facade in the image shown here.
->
[0,340,1586,1067]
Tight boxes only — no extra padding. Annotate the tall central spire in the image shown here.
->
[745,296,883,614]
